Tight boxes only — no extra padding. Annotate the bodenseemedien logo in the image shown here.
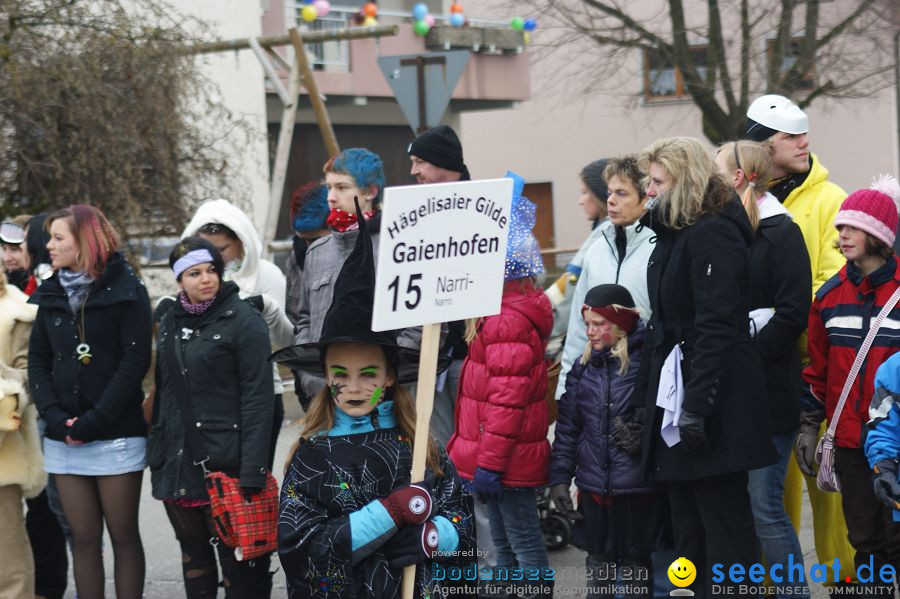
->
[668,557,696,596]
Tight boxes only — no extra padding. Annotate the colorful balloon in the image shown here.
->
[523,18,537,31]
[449,3,463,14]
[424,14,435,27]
[413,20,430,36]
[314,0,330,17]
[362,2,378,17]
[510,17,524,30]
[301,4,317,22]
[362,15,378,26]
[412,2,428,21]
[449,12,465,26]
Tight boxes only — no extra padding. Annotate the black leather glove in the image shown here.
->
[549,483,582,521]
[678,410,709,452]
[613,407,645,455]
[380,520,440,567]
[873,459,900,511]
[795,409,825,477]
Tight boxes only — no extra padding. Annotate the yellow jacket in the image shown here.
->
[781,154,846,298]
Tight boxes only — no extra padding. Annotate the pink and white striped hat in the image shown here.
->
[834,174,900,248]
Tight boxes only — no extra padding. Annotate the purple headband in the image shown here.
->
[172,249,214,279]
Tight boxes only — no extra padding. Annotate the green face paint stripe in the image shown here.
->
[330,366,348,375]
[360,367,379,375]
[369,386,383,405]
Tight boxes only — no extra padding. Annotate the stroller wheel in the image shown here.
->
[541,513,572,551]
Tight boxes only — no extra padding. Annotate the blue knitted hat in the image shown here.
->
[504,171,544,280]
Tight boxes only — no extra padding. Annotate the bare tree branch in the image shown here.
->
[511,0,893,143]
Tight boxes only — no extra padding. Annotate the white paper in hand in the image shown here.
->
[656,344,685,448]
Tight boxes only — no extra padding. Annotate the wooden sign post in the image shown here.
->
[371,179,514,599]
[402,322,441,599]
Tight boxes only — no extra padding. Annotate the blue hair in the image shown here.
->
[291,183,329,232]
[325,148,386,204]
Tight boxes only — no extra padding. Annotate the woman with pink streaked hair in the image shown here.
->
[28,204,151,599]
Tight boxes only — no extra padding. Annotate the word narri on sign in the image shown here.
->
[372,178,514,331]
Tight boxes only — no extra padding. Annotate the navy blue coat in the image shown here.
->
[549,324,655,495]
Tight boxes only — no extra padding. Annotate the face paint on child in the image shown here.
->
[324,343,395,418]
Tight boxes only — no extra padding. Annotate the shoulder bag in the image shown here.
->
[816,285,900,492]
[167,327,279,561]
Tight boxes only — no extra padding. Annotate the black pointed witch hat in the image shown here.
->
[271,198,448,384]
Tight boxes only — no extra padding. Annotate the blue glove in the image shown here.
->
[472,466,503,504]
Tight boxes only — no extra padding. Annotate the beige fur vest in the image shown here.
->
[0,366,46,498]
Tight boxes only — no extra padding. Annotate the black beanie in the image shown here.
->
[583,284,636,310]
[745,118,779,142]
[580,159,609,203]
[408,125,469,179]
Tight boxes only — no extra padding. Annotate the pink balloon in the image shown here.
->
[314,0,330,17]
[424,14,435,27]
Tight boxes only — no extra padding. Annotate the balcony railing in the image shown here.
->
[284,2,513,71]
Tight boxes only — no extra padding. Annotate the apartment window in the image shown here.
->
[767,37,815,91]
[643,46,708,101]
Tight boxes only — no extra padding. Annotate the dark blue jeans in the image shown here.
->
[484,488,550,570]
[747,431,810,599]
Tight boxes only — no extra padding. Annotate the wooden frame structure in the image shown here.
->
[185,24,399,255]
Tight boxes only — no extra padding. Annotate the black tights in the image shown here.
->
[163,502,273,599]
[54,472,145,599]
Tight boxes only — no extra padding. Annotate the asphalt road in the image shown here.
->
[59,416,831,598]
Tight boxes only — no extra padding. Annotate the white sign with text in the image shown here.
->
[372,178,514,331]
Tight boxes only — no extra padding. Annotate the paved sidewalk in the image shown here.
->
[60,416,830,598]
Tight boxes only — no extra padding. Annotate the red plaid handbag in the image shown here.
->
[205,469,279,561]
[168,332,279,561]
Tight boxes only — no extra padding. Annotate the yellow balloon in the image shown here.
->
[362,16,378,27]
[301,5,317,22]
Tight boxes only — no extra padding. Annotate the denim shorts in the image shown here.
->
[43,437,146,475]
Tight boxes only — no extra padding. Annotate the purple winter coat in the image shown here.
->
[548,323,656,495]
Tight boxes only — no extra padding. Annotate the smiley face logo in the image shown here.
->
[668,557,696,588]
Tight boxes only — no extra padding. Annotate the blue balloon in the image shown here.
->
[412,3,428,20]
[523,18,537,31]
[449,12,465,26]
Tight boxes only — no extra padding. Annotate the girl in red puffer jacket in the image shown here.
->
[447,192,554,598]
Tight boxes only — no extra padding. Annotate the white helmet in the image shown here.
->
[746,94,809,138]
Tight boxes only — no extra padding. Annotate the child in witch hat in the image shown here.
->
[273,200,473,599]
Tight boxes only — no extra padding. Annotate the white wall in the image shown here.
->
[459,1,899,251]
[178,0,272,229]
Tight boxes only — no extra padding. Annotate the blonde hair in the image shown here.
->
[288,383,443,477]
[639,137,723,230]
[580,304,636,375]
[464,278,536,344]
[716,140,776,232]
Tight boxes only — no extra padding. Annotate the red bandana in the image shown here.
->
[582,304,639,335]
[326,208,376,232]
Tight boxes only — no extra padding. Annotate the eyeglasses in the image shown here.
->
[0,222,25,244]
[198,223,228,235]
